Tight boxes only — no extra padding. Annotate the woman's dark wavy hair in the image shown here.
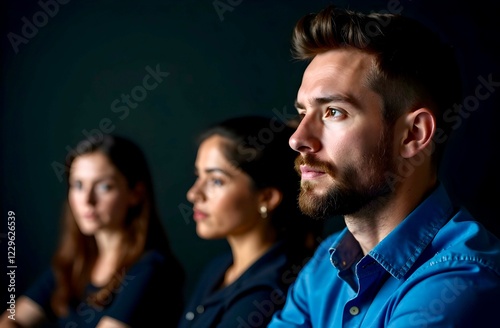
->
[292,5,462,167]
[197,115,323,259]
[51,134,183,316]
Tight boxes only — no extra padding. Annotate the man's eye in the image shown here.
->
[327,107,343,118]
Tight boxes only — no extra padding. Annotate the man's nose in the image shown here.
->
[289,114,322,154]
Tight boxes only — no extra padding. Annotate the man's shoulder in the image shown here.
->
[419,215,500,276]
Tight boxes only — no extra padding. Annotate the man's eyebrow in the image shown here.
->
[294,95,360,110]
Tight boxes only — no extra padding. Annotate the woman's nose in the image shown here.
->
[84,188,97,205]
[186,179,204,203]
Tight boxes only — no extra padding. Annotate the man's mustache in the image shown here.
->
[294,155,335,176]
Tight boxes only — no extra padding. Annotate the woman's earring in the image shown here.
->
[259,206,268,219]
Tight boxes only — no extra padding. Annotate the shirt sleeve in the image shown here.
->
[23,268,58,322]
[267,245,331,327]
[387,262,500,328]
[267,273,313,327]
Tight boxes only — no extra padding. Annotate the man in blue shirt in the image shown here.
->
[268,4,500,328]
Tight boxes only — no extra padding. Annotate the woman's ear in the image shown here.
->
[399,108,436,158]
[258,187,283,212]
[129,181,146,206]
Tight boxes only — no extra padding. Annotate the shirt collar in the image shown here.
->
[329,183,454,279]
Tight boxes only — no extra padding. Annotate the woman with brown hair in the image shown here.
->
[178,115,323,328]
[0,134,185,327]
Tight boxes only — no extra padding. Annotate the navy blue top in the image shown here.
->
[25,250,184,327]
[178,241,304,328]
[269,183,500,327]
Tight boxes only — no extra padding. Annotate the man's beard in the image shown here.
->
[294,131,395,220]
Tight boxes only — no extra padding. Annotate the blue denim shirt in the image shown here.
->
[269,183,500,327]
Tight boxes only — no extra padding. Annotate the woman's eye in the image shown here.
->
[97,183,112,192]
[70,181,82,190]
[209,178,223,187]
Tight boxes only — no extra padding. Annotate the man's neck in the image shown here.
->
[345,175,437,255]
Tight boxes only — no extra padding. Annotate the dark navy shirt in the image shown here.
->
[25,250,184,327]
[178,241,305,328]
[269,183,500,327]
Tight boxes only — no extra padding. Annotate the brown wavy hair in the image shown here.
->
[291,5,462,167]
[50,134,179,316]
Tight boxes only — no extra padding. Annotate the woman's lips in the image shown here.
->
[82,212,97,219]
[300,165,326,179]
[193,209,208,221]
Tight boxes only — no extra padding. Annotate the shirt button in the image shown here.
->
[196,305,205,314]
[185,312,195,320]
[349,306,360,316]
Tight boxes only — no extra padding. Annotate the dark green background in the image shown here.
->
[2,0,499,318]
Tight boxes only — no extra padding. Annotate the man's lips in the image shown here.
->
[300,165,326,179]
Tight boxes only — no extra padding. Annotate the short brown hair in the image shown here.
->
[292,5,462,166]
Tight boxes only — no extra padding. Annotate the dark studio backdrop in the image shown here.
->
[1,0,499,322]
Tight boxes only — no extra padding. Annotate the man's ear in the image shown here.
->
[258,187,283,212]
[399,108,436,159]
